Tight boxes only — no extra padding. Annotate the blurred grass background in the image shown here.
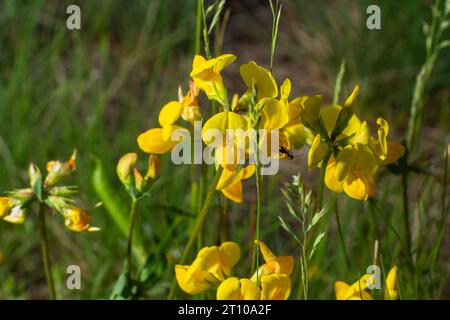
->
[0,0,448,299]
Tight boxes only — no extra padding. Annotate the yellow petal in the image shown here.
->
[334,146,356,182]
[343,172,372,200]
[385,266,399,300]
[219,242,241,268]
[381,141,405,165]
[260,274,291,300]
[280,78,291,99]
[158,101,183,127]
[257,98,289,129]
[348,121,370,146]
[240,61,278,99]
[221,180,243,203]
[175,265,212,295]
[376,118,389,158]
[0,197,13,219]
[256,240,277,262]
[202,111,248,145]
[301,95,323,129]
[335,281,351,300]
[353,145,378,176]
[308,134,328,169]
[320,104,342,138]
[325,158,344,193]
[343,85,360,108]
[137,128,175,154]
[340,113,362,137]
[217,277,261,300]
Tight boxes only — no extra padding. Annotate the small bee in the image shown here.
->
[279,146,295,160]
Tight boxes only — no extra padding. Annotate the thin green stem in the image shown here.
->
[254,150,262,286]
[39,203,56,300]
[167,167,223,299]
[195,0,202,55]
[317,152,331,210]
[126,198,138,275]
[334,197,350,268]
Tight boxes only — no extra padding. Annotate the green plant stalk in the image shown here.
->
[334,196,350,268]
[126,198,138,275]
[300,227,308,300]
[317,151,332,210]
[39,203,56,300]
[254,147,262,286]
[168,167,223,299]
[195,0,202,55]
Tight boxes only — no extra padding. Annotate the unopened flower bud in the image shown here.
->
[146,154,162,182]
[117,153,138,185]
[134,168,146,192]
[28,163,42,190]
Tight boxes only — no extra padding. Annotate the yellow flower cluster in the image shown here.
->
[305,87,405,200]
[0,151,99,232]
[176,241,293,300]
[137,53,405,202]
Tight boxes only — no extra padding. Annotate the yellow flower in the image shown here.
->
[0,197,26,224]
[44,150,77,187]
[325,153,376,201]
[385,266,398,300]
[251,240,294,281]
[216,165,255,203]
[63,207,100,232]
[335,274,373,300]
[178,80,202,124]
[240,61,278,101]
[175,242,241,295]
[279,79,314,150]
[190,54,236,105]
[217,274,291,300]
[137,99,188,155]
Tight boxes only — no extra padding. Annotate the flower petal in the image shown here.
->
[137,128,175,154]
[158,101,184,127]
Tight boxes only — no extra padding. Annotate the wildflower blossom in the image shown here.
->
[175,242,241,295]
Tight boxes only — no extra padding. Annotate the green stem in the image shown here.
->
[39,203,56,300]
[195,0,202,55]
[126,198,138,275]
[317,152,331,210]
[167,167,223,299]
[334,197,351,268]
[254,154,262,286]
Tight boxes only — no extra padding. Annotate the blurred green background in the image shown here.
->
[0,0,448,299]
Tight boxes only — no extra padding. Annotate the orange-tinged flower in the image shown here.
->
[63,207,100,232]
[251,240,294,281]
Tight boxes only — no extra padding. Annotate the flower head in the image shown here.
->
[63,207,100,233]
[190,54,236,105]
[175,242,241,295]
[44,150,77,187]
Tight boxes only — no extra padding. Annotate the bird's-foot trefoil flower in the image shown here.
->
[175,242,241,295]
